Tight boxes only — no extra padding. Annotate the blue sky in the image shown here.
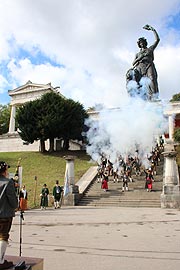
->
[167,12,180,30]
[1,0,180,109]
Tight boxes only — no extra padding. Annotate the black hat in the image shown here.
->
[0,161,10,173]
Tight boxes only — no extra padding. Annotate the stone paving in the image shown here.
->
[5,144,180,269]
[6,206,180,270]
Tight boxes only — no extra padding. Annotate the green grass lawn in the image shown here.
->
[0,150,93,208]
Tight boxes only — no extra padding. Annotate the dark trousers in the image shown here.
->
[0,217,13,241]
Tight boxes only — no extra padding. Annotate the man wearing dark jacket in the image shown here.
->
[0,161,18,269]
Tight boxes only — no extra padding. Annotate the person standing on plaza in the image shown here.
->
[19,185,28,211]
[40,184,49,210]
[0,161,18,269]
[52,181,63,209]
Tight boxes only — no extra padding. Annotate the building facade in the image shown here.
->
[0,81,77,152]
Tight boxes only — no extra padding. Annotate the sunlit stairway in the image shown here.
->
[77,159,163,208]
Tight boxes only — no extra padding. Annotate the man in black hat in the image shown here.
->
[0,161,18,269]
[53,180,63,209]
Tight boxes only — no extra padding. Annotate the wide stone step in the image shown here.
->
[77,159,164,208]
[80,201,161,207]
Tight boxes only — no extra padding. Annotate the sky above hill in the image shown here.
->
[0,0,180,109]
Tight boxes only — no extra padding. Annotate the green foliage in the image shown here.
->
[173,128,180,142]
[0,104,11,134]
[0,151,92,208]
[170,93,180,102]
[16,100,45,143]
[40,92,65,139]
[62,98,88,149]
[16,92,88,152]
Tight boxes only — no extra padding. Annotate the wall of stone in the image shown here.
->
[0,133,41,152]
[0,134,81,152]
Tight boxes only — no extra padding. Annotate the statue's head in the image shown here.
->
[137,37,147,48]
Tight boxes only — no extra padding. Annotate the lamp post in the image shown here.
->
[34,176,38,207]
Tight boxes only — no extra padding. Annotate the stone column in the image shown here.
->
[161,150,180,208]
[65,156,75,185]
[63,156,79,206]
[8,105,16,133]
[168,115,174,141]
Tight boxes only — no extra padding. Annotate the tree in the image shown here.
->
[16,99,48,152]
[170,93,180,102]
[61,99,88,150]
[39,92,65,152]
[0,104,11,135]
[16,92,88,152]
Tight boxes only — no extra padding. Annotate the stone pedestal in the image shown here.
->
[63,156,79,206]
[5,255,43,269]
[161,150,180,208]
[63,184,79,206]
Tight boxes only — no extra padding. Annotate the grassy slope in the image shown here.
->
[0,151,93,208]
[3,146,179,209]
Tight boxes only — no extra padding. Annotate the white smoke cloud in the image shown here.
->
[85,96,168,168]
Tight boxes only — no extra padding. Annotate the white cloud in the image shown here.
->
[0,0,180,107]
[156,45,180,100]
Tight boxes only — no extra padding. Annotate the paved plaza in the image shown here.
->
[6,206,180,270]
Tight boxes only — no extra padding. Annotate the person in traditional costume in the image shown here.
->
[122,171,129,191]
[97,165,104,183]
[52,181,63,209]
[101,173,109,192]
[19,185,28,211]
[13,174,20,197]
[0,161,18,269]
[40,184,49,210]
[145,169,154,192]
[113,168,119,183]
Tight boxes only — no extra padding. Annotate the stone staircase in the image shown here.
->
[77,159,163,208]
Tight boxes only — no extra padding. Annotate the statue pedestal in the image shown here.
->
[5,255,43,269]
[161,185,180,208]
[161,150,180,208]
[63,185,79,206]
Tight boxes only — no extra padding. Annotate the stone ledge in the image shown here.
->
[76,166,98,194]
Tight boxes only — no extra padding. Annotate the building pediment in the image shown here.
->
[8,81,57,96]
[8,81,63,106]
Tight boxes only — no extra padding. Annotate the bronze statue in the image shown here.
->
[126,25,160,100]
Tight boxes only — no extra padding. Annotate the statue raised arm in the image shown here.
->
[126,25,160,101]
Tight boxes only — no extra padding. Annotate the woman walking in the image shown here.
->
[19,185,28,210]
